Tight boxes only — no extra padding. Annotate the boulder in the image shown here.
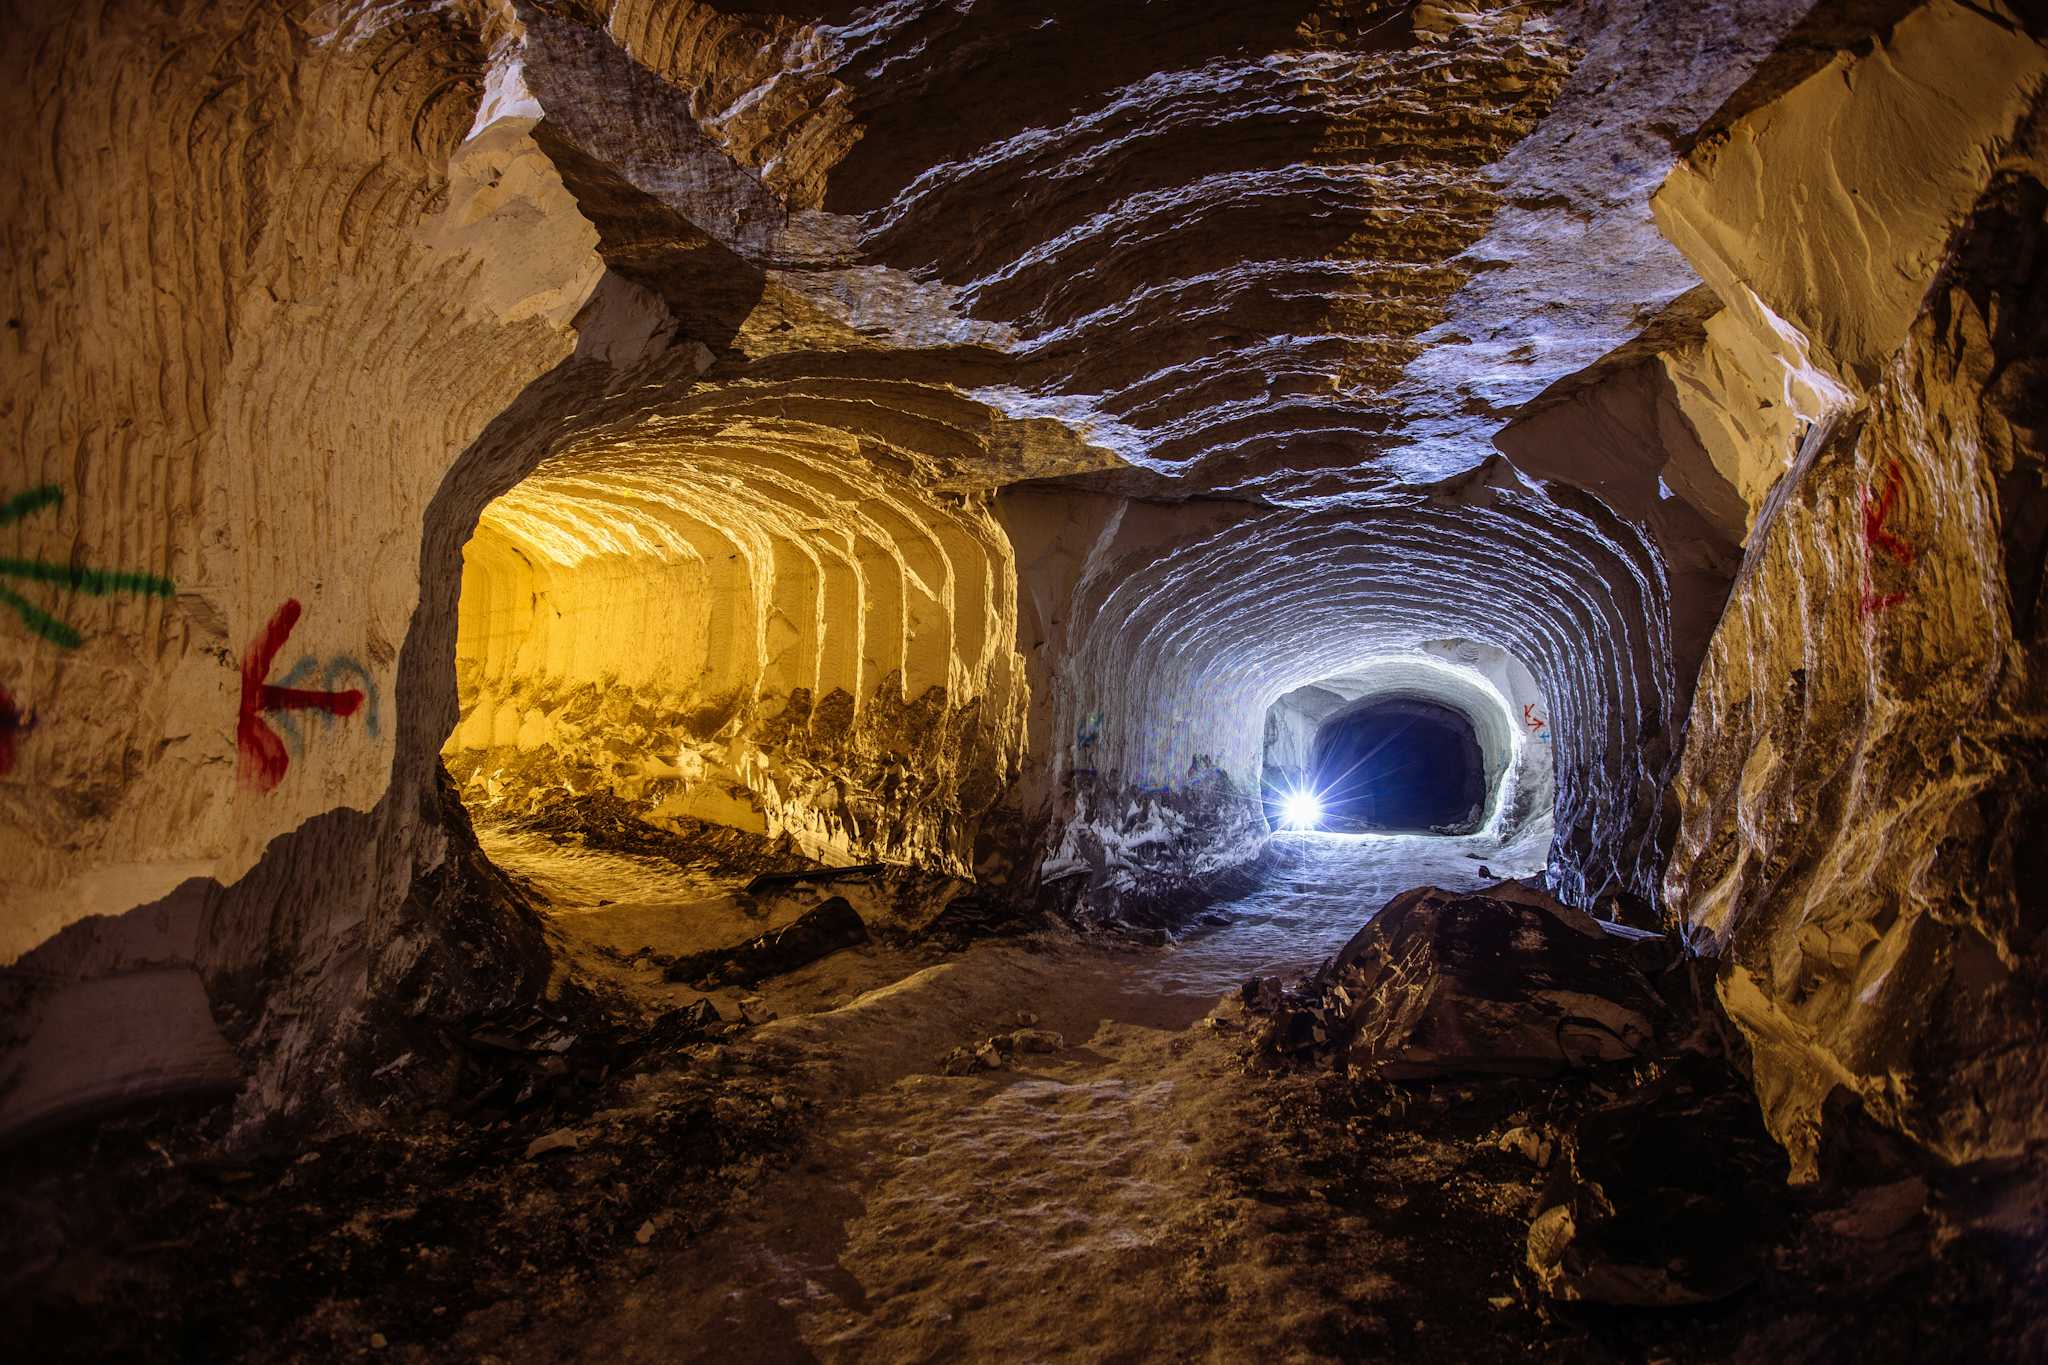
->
[663,897,868,988]
[1268,883,1671,1077]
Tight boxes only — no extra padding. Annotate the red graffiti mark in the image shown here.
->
[1860,461,1916,616]
[1862,461,1915,564]
[238,599,363,792]
[0,685,31,776]
[1522,703,1545,732]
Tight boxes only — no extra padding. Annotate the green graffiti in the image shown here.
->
[0,484,65,526]
[1,485,176,647]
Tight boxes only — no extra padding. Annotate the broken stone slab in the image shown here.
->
[1265,883,1672,1077]
[523,1127,587,1160]
[663,896,868,987]
[1011,1028,1064,1054]
[1497,1125,1554,1168]
[741,864,887,895]
[1525,1056,1789,1306]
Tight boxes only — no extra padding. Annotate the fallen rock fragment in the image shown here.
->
[641,998,721,1052]
[1240,976,1283,1012]
[939,1046,983,1076]
[1497,1126,1553,1168]
[664,897,868,987]
[939,1026,1066,1075]
[523,1128,587,1160]
[1010,1028,1064,1054]
[1257,883,1670,1077]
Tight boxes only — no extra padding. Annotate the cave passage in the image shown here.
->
[1308,696,1487,834]
[14,0,2048,1359]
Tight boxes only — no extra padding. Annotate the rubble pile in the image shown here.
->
[3,999,805,1363]
[1524,1054,1791,1306]
[939,1014,1068,1076]
[1241,880,1808,1313]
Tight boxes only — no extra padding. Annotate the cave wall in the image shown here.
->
[0,0,639,1137]
[1656,5,2047,1174]
[0,0,1933,1142]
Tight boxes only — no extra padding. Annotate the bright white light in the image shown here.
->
[1280,790,1322,829]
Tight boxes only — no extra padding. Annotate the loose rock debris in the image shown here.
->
[665,896,870,987]
[939,1027,1069,1075]
[1238,878,2048,1352]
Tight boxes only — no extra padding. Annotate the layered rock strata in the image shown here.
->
[444,434,1028,872]
[5,0,2000,1152]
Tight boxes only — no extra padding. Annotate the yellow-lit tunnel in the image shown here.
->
[444,422,1029,873]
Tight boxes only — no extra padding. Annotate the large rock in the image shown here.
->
[1270,882,1670,1077]
[1663,80,2048,1176]
[663,896,869,988]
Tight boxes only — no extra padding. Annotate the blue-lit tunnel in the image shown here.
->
[1308,696,1486,834]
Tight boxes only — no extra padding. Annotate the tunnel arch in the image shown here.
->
[1260,646,1550,842]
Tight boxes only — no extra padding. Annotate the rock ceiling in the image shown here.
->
[487,0,1820,502]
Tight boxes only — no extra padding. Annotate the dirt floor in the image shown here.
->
[8,830,2044,1362]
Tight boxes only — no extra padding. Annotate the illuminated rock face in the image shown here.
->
[444,439,1027,872]
[0,0,2041,1172]
[1655,10,2048,1176]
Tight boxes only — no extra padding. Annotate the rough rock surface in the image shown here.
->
[1662,20,2048,1175]
[1260,882,1670,1078]
[2,0,2043,1175]
[1525,1056,1792,1306]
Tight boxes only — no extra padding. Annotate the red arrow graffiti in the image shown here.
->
[1522,703,1544,732]
[238,598,363,792]
[1863,461,1915,564]
[1861,461,1915,615]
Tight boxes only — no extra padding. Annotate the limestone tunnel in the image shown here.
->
[4,1,2046,1360]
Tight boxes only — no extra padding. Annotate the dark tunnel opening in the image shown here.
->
[1309,696,1487,834]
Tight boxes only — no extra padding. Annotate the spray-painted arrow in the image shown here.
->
[0,484,176,647]
[238,598,363,792]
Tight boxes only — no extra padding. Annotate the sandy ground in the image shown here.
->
[473,830,1549,1363]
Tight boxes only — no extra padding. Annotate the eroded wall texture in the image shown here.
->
[1660,11,2047,1174]
[2,0,2040,1184]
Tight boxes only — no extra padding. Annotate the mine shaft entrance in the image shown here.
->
[1309,696,1486,834]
